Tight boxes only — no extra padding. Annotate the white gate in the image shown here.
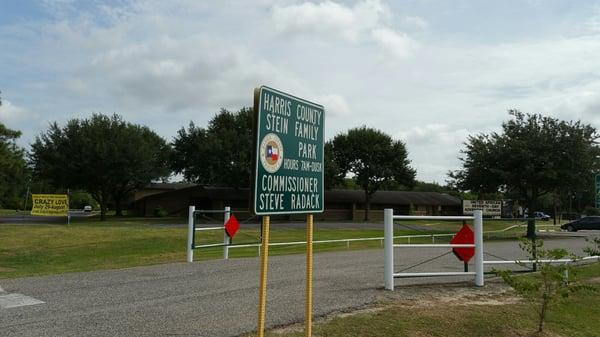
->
[187,206,231,262]
[384,209,484,290]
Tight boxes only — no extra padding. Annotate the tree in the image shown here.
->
[449,110,600,238]
[328,126,416,220]
[0,123,27,209]
[171,108,253,187]
[30,114,170,220]
[324,142,345,189]
[495,239,592,333]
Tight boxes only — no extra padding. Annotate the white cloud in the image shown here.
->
[271,0,387,42]
[271,0,416,59]
[316,94,351,117]
[551,86,600,125]
[3,0,600,184]
[401,15,429,30]
[396,124,469,147]
[395,124,472,183]
[0,100,34,124]
[371,27,416,60]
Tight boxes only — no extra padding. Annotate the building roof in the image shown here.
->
[325,189,461,206]
[136,185,461,206]
[143,182,197,190]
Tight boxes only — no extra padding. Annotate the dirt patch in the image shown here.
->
[378,280,522,308]
[393,286,521,308]
[0,266,15,272]
[270,281,523,336]
[587,276,600,284]
[270,305,387,335]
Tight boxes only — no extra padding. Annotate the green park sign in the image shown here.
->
[252,86,324,215]
[596,174,600,209]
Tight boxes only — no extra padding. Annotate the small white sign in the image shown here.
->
[463,200,502,216]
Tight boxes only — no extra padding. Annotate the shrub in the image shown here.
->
[494,239,592,333]
[154,206,168,217]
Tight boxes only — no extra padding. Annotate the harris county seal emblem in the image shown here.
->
[260,133,284,173]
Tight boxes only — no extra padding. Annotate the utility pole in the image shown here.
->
[22,178,31,212]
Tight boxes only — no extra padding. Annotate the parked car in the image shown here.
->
[561,216,600,232]
[83,205,92,213]
[534,211,551,221]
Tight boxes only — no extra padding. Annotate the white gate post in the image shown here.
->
[223,206,231,260]
[187,206,196,263]
[384,208,394,291]
[474,210,484,286]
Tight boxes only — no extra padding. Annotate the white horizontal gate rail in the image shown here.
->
[384,209,484,291]
[187,205,231,263]
[483,255,600,265]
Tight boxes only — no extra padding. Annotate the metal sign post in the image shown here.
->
[256,215,270,337]
[305,214,314,337]
[252,86,324,337]
[596,174,600,209]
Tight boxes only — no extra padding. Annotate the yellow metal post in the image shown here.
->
[257,215,270,337]
[305,214,314,337]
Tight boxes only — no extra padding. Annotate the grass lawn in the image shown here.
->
[0,216,454,279]
[261,263,600,337]
[0,215,537,279]
[0,209,19,216]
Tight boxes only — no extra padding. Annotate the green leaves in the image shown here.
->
[0,123,27,209]
[584,237,600,257]
[327,126,416,219]
[449,110,600,217]
[493,238,596,332]
[30,114,170,219]
[170,108,253,187]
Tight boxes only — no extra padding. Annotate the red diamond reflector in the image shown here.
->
[224,214,240,238]
[450,224,475,263]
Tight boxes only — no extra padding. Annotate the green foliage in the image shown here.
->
[411,180,477,200]
[154,206,168,217]
[411,181,448,193]
[171,108,253,187]
[495,239,594,333]
[584,237,600,257]
[408,203,416,215]
[324,142,345,189]
[582,205,600,216]
[328,126,416,220]
[450,110,600,235]
[30,114,170,220]
[0,123,28,209]
[69,191,99,210]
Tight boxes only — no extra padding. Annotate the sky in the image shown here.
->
[2,0,600,184]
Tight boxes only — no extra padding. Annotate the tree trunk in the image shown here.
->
[526,195,537,271]
[92,192,107,221]
[364,191,371,222]
[98,191,108,221]
[553,193,557,225]
[526,197,537,240]
[115,197,123,216]
[100,202,106,221]
[538,297,548,332]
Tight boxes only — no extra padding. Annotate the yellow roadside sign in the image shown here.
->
[31,194,69,216]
